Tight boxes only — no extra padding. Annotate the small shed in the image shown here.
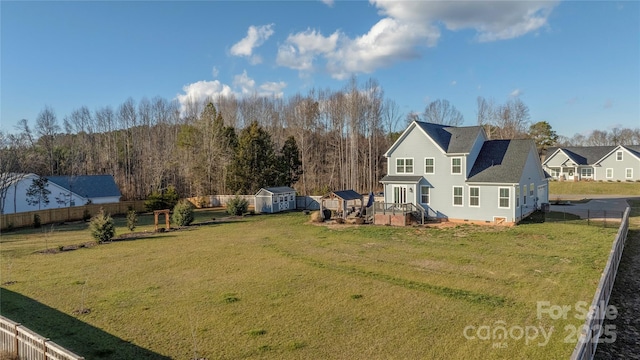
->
[255,187,297,214]
[321,190,364,220]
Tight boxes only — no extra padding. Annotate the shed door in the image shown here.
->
[279,195,286,210]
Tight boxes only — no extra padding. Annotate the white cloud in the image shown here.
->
[230,24,274,58]
[176,80,235,113]
[321,0,334,7]
[372,0,557,42]
[604,99,614,109]
[451,80,457,86]
[259,81,287,98]
[510,88,523,97]
[175,71,287,112]
[233,70,256,95]
[277,1,558,78]
[212,66,219,78]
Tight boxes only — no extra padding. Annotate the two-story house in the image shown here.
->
[379,121,548,225]
[543,145,640,182]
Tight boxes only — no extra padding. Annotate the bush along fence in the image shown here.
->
[570,207,630,360]
[0,201,146,231]
[0,315,84,360]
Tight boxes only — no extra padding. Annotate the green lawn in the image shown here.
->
[0,210,620,359]
[550,181,640,195]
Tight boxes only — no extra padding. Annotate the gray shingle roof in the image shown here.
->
[546,146,615,165]
[262,186,296,194]
[467,139,534,183]
[414,121,482,154]
[379,175,424,183]
[46,175,121,199]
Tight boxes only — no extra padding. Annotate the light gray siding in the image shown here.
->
[595,148,640,181]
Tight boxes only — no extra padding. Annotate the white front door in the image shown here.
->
[392,186,407,204]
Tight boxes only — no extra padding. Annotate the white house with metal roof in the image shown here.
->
[379,121,549,225]
[1,174,121,214]
[543,145,640,182]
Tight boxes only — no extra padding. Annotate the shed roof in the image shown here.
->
[330,190,363,201]
[259,186,296,194]
[47,175,121,199]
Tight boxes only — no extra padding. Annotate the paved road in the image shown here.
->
[549,195,638,219]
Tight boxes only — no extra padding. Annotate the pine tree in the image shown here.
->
[226,122,277,194]
[277,136,303,187]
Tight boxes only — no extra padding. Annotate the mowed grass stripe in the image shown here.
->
[265,243,508,307]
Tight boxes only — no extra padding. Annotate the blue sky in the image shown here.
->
[1,1,638,138]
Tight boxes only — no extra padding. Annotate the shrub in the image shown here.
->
[89,209,115,243]
[226,196,249,216]
[172,200,195,226]
[126,209,138,232]
[33,214,41,228]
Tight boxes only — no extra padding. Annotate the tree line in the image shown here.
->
[1,76,638,201]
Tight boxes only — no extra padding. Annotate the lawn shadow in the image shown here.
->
[0,287,171,359]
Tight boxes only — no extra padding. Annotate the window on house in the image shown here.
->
[453,186,463,206]
[523,185,527,205]
[469,187,480,207]
[606,168,613,178]
[626,168,633,179]
[616,151,623,161]
[425,158,435,174]
[451,158,462,175]
[530,183,534,197]
[499,188,510,208]
[550,168,560,177]
[420,186,430,204]
[516,186,520,207]
[396,158,413,173]
[581,168,593,177]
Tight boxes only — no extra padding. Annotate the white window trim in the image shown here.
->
[453,186,463,207]
[529,183,534,196]
[396,158,414,174]
[606,168,613,179]
[626,168,633,179]
[616,151,623,161]
[420,185,430,205]
[424,157,435,174]
[469,186,480,207]
[516,186,520,208]
[451,157,462,175]
[580,167,593,177]
[498,187,510,209]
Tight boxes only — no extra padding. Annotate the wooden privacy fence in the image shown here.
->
[570,206,630,360]
[0,315,84,360]
[187,195,380,211]
[0,201,145,230]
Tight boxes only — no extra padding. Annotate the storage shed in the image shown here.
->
[255,187,297,214]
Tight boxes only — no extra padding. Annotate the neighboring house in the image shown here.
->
[543,145,640,182]
[379,121,549,225]
[0,174,121,214]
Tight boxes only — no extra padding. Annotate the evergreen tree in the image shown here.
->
[277,136,303,187]
[226,121,277,194]
[529,121,558,155]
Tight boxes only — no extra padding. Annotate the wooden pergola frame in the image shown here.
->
[154,209,170,231]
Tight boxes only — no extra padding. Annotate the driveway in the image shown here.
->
[549,195,638,219]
